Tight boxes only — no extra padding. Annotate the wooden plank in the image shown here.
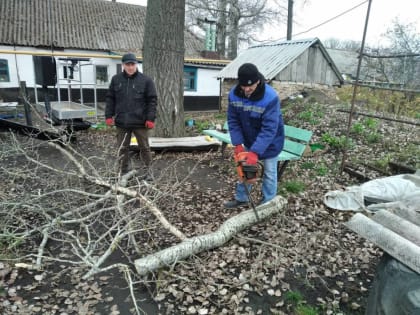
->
[278,151,300,161]
[204,125,312,144]
[283,139,307,156]
[388,161,416,174]
[223,121,229,130]
[202,130,232,144]
[284,125,313,143]
[215,124,312,143]
[0,118,64,141]
[130,136,221,152]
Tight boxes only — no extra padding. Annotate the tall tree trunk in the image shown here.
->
[216,0,227,57]
[227,0,239,60]
[143,0,186,137]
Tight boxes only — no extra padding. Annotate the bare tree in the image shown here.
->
[186,0,288,59]
[382,19,420,90]
[143,0,186,137]
[356,19,420,95]
[323,38,362,51]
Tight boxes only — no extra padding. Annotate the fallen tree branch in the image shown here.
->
[134,196,287,276]
[49,142,186,241]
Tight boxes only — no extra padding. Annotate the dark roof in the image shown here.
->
[326,49,359,77]
[0,0,204,58]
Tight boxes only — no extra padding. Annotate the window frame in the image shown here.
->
[95,65,109,85]
[183,66,197,91]
[0,59,10,82]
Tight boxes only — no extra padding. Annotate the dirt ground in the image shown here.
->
[1,96,418,314]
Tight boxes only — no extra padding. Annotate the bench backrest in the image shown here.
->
[284,125,312,143]
[280,125,313,160]
[215,122,312,161]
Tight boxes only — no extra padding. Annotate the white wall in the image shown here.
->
[185,67,220,97]
[0,46,36,88]
[0,46,222,98]
[0,46,116,90]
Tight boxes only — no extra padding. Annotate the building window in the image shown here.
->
[96,65,108,84]
[0,59,10,82]
[184,67,197,91]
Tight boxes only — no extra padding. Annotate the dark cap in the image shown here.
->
[238,63,259,86]
[122,53,138,64]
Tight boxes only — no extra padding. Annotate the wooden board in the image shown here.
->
[130,136,221,152]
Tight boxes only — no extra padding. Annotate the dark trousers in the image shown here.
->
[116,127,152,173]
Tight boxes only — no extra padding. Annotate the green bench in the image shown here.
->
[203,122,313,180]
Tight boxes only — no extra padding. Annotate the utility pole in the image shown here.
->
[287,0,293,40]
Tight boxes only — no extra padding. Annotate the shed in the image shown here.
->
[218,38,343,85]
[217,38,343,108]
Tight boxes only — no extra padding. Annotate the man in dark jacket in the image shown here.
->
[224,63,285,208]
[105,53,157,176]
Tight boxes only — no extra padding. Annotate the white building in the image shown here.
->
[0,0,228,111]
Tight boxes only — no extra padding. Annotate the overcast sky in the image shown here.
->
[110,0,419,46]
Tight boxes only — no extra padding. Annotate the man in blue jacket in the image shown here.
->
[105,53,157,176]
[224,63,285,208]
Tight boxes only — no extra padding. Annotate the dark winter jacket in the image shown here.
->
[105,70,157,129]
[227,76,284,159]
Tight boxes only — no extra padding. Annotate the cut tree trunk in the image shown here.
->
[135,196,287,276]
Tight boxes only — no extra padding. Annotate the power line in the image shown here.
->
[261,0,368,43]
[292,0,368,38]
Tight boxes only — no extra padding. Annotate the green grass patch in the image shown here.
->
[373,154,392,170]
[284,290,320,315]
[363,117,378,130]
[279,180,306,194]
[296,304,319,315]
[296,105,325,125]
[321,133,353,150]
[366,132,381,143]
[351,122,364,134]
[193,120,210,133]
[0,234,24,259]
[301,162,315,169]
[285,290,304,305]
[315,164,328,176]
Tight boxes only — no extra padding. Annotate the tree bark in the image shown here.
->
[143,0,186,137]
[216,0,227,57]
[134,196,287,276]
[227,0,239,60]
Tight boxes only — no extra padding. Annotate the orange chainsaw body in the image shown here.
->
[234,152,258,184]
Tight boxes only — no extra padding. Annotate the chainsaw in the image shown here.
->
[234,152,260,184]
[234,151,263,219]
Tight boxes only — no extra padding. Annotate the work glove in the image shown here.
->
[145,120,155,129]
[246,151,258,165]
[105,117,114,126]
[234,145,245,155]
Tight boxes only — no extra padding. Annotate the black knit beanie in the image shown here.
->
[238,63,259,86]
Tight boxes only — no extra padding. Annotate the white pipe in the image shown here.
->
[0,49,230,64]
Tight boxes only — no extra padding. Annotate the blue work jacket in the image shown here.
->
[227,81,285,160]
